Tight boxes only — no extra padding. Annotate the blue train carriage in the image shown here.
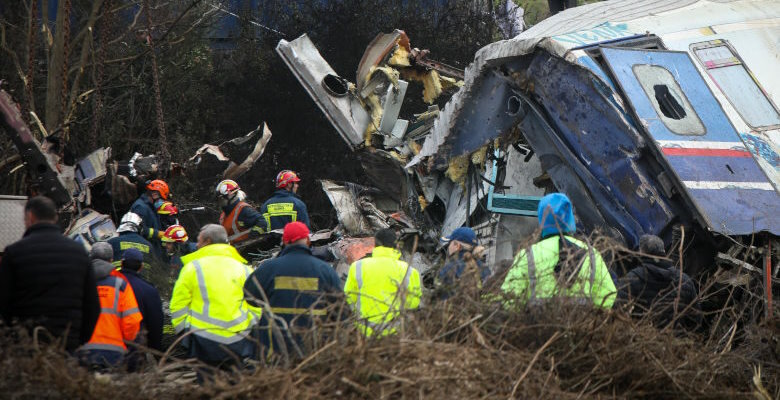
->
[409,0,778,279]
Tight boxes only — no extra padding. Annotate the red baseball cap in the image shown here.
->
[282,221,310,244]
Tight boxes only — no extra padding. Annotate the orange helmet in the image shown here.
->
[161,225,188,243]
[146,179,170,200]
[156,201,179,215]
[216,179,240,198]
[275,170,301,189]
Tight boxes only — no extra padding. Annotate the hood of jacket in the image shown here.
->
[537,193,576,237]
[91,258,116,280]
[371,246,402,260]
[180,243,247,266]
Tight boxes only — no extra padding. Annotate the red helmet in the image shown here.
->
[275,170,301,189]
[156,201,179,215]
[146,179,170,200]
[161,225,188,243]
[216,179,240,197]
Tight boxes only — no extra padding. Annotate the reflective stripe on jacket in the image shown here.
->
[344,246,421,337]
[260,190,310,230]
[501,235,616,308]
[170,244,259,344]
[219,201,264,244]
[81,271,142,353]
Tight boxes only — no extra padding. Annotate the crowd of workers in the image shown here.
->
[0,169,700,375]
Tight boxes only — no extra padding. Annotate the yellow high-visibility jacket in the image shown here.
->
[501,235,616,308]
[344,246,421,337]
[170,244,259,344]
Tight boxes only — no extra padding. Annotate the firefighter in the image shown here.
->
[156,200,180,230]
[169,224,259,368]
[260,170,310,231]
[161,224,197,274]
[243,222,342,357]
[77,243,142,370]
[216,179,265,244]
[107,212,161,266]
[500,193,617,308]
[344,228,422,337]
[131,179,169,242]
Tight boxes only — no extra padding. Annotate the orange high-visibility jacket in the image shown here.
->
[82,270,142,353]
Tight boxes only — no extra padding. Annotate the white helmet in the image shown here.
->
[117,212,143,234]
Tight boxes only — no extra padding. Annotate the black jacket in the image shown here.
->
[122,269,164,351]
[0,223,100,351]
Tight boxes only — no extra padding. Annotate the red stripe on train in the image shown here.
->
[661,148,752,157]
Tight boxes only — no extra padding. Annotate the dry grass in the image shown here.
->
[2,233,777,399]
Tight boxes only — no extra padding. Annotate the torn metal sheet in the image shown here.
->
[321,180,373,235]
[0,90,71,205]
[65,209,118,251]
[276,34,370,149]
[357,30,410,91]
[75,147,110,187]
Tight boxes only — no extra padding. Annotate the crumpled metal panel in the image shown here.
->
[276,34,370,149]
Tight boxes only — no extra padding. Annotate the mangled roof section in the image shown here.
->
[408,0,778,166]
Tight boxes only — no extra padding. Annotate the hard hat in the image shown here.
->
[156,201,179,215]
[146,179,170,200]
[216,179,240,197]
[161,224,188,243]
[275,170,301,189]
[117,212,143,234]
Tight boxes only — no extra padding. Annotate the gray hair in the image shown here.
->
[199,224,228,244]
[639,234,665,257]
[90,242,114,261]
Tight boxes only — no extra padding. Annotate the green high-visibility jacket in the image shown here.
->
[170,244,260,344]
[501,235,616,308]
[344,246,422,337]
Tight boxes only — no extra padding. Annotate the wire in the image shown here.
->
[207,2,286,37]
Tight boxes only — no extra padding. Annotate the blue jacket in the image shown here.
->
[437,250,491,299]
[244,245,341,352]
[260,190,310,231]
[121,269,164,351]
[167,241,198,271]
[130,194,161,239]
[107,232,161,266]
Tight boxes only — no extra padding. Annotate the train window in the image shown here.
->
[632,64,706,135]
[692,40,780,130]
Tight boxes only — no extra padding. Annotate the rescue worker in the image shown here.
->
[216,179,265,244]
[107,212,160,266]
[78,243,142,370]
[500,193,617,308]
[131,179,169,242]
[156,200,180,230]
[616,235,701,331]
[169,224,258,368]
[161,224,197,273]
[344,228,422,337]
[0,196,100,353]
[243,222,342,357]
[436,227,491,299]
[260,170,310,231]
[120,248,164,353]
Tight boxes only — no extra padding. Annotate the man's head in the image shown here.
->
[442,227,478,256]
[121,248,144,271]
[282,221,310,247]
[146,179,170,201]
[374,228,397,248]
[24,196,58,228]
[275,170,301,194]
[89,242,114,262]
[197,224,228,248]
[537,193,576,237]
[215,179,241,208]
[639,234,666,257]
[117,212,143,234]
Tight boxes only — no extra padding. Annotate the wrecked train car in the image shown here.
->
[277,0,779,279]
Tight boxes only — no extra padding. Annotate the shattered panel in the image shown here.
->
[0,195,27,252]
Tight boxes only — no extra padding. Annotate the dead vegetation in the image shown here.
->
[2,284,777,399]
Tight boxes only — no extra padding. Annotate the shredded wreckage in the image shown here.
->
[1,0,777,309]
